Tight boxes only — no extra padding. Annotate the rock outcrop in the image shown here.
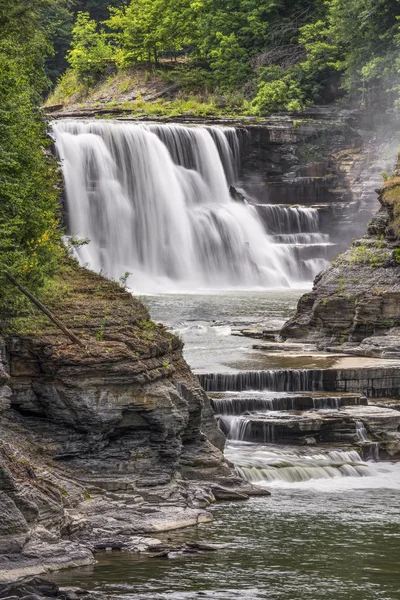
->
[281,161,400,355]
[0,260,262,582]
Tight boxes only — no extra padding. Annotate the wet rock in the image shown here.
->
[185,541,218,552]
[281,175,400,352]
[149,550,170,559]
[229,186,246,203]
[0,262,253,579]
[210,485,249,501]
[0,577,59,599]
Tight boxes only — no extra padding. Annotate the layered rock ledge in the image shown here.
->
[281,161,400,356]
[0,260,264,583]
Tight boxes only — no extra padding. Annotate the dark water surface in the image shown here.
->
[51,292,400,599]
[51,480,400,599]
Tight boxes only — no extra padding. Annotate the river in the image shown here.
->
[50,291,400,600]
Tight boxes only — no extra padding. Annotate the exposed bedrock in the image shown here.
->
[0,261,266,582]
[281,169,400,355]
[204,368,400,459]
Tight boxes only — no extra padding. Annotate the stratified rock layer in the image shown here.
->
[0,260,257,581]
[281,171,400,355]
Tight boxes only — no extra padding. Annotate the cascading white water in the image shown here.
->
[52,119,329,292]
[199,369,324,392]
[226,444,373,484]
[355,421,369,442]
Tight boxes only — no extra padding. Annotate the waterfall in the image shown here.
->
[52,119,330,292]
[226,445,372,484]
[210,393,309,414]
[355,421,369,442]
[217,415,276,443]
[210,392,366,415]
[199,369,324,393]
[355,421,380,461]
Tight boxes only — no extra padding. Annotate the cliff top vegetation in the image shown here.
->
[46,0,400,117]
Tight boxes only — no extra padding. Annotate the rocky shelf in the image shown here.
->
[280,159,400,354]
[0,260,267,583]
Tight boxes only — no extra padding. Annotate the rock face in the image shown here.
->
[0,260,260,582]
[281,169,400,354]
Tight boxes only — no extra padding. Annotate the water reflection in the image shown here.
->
[51,480,400,599]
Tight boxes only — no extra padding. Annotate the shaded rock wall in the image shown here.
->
[0,260,245,581]
[239,109,360,204]
[281,169,400,355]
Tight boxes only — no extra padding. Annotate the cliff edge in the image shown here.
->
[281,157,400,356]
[0,260,259,583]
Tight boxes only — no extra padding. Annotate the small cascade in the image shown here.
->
[254,204,332,279]
[313,397,340,410]
[226,444,372,484]
[199,369,324,393]
[254,204,319,234]
[210,393,308,415]
[367,443,380,462]
[272,233,330,244]
[210,392,367,415]
[356,421,381,461]
[218,416,276,443]
[208,369,384,482]
[356,420,369,442]
[52,119,333,292]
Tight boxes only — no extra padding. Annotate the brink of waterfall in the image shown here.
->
[52,120,330,292]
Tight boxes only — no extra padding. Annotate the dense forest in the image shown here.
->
[48,0,400,114]
[1,0,400,310]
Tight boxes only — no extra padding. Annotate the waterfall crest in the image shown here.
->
[53,120,329,292]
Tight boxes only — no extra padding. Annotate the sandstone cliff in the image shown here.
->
[281,159,400,356]
[0,260,256,582]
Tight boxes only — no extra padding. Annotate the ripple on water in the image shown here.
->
[50,292,400,600]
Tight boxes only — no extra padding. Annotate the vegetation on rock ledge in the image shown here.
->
[47,0,400,116]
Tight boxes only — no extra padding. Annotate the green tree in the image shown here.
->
[0,0,63,309]
[107,0,197,65]
[67,11,114,85]
[326,0,400,107]
[73,0,128,22]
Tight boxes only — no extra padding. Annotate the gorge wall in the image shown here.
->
[0,261,259,582]
[281,163,400,356]
[0,110,395,585]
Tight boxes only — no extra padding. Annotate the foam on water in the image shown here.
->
[225,442,400,489]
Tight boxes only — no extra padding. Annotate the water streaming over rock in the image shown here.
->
[52,120,330,292]
[355,420,380,461]
[226,443,372,483]
[205,363,384,482]
[199,369,324,392]
[210,392,367,415]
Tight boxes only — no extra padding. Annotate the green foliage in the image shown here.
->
[0,2,63,314]
[107,0,197,66]
[67,12,114,85]
[74,0,128,22]
[346,243,390,268]
[208,33,251,88]
[48,0,400,112]
[252,67,304,114]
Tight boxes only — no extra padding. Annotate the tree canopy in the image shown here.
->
[0,0,63,311]
[49,0,400,113]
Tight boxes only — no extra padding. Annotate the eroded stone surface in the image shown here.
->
[281,174,400,352]
[0,261,263,581]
